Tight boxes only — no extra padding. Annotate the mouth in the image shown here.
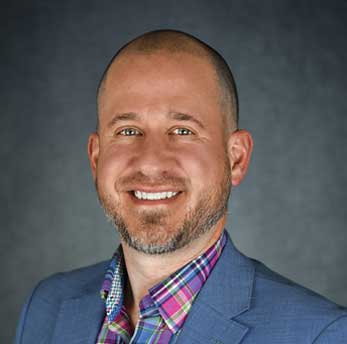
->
[133,190,179,200]
[128,190,183,205]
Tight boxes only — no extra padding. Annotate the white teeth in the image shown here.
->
[134,191,178,200]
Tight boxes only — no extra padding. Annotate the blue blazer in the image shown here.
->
[15,235,347,343]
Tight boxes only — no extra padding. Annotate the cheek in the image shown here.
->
[180,147,227,189]
[97,147,130,190]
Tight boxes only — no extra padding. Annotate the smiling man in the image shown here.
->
[15,30,347,343]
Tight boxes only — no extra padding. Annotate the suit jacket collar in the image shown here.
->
[52,232,255,344]
[177,233,255,344]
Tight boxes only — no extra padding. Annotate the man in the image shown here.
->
[15,30,347,343]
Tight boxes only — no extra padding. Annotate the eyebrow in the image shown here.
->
[169,112,205,129]
[107,111,205,129]
[107,112,138,128]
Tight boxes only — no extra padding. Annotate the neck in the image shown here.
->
[121,218,226,326]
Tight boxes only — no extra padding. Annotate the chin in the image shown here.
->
[116,218,189,254]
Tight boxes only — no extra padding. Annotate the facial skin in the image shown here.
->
[88,51,252,255]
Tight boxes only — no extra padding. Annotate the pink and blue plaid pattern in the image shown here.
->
[97,230,227,343]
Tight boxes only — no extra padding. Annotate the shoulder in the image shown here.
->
[220,235,347,320]
[30,260,109,301]
[252,258,346,315]
[15,261,108,344]
[213,236,347,342]
[245,258,347,342]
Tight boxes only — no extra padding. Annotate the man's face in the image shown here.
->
[90,51,232,254]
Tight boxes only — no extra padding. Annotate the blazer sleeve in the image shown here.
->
[313,315,347,343]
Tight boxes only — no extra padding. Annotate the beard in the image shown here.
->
[96,157,231,255]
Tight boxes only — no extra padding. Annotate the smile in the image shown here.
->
[133,191,179,200]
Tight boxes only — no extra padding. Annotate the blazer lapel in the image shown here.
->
[177,234,255,344]
[51,289,105,344]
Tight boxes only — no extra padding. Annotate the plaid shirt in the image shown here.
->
[96,230,227,344]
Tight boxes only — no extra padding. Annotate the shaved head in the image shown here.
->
[89,30,254,256]
[97,29,239,131]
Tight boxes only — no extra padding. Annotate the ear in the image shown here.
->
[227,129,253,186]
[87,132,100,181]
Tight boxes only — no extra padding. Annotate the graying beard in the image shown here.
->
[105,188,229,255]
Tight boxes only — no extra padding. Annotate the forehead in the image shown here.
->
[98,51,223,127]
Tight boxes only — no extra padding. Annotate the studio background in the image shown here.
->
[1,1,346,342]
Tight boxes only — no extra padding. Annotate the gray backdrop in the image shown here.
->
[1,1,347,342]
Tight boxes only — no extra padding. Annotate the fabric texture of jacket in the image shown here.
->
[15,233,347,343]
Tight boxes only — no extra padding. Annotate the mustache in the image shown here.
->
[116,172,189,190]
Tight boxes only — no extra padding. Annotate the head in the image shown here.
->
[88,30,253,254]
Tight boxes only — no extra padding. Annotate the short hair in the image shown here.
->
[97,29,239,131]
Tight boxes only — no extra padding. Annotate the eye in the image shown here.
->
[118,128,141,136]
[172,128,193,135]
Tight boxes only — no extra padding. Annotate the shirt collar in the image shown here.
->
[100,246,126,322]
[101,230,227,333]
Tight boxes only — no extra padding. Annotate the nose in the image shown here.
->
[132,136,176,179]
